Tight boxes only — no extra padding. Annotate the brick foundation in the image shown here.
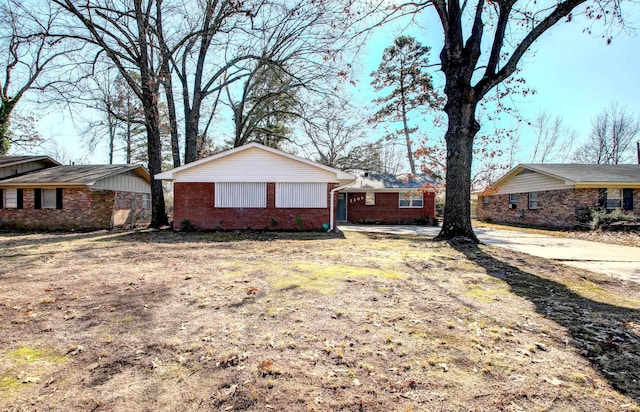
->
[0,188,151,230]
[345,192,435,224]
[172,182,337,231]
[477,188,639,228]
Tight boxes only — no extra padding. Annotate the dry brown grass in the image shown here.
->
[1,229,639,411]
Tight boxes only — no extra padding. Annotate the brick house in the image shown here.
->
[477,164,640,228]
[338,173,437,224]
[155,143,355,231]
[0,159,152,230]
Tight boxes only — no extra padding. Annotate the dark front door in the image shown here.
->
[337,193,347,221]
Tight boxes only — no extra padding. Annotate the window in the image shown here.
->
[528,192,538,210]
[482,196,489,210]
[508,193,517,209]
[142,193,150,209]
[34,188,62,209]
[605,188,622,210]
[399,191,423,208]
[276,183,326,208]
[215,182,266,208]
[3,188,18,208]
[42,189,57,209]
[365,192,375,206]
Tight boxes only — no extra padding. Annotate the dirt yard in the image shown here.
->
[1,229,639,411]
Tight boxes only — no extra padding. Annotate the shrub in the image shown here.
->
[180,218,196,232]
[579,207,635,230]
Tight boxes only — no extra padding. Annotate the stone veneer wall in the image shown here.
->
[112,191,151,228]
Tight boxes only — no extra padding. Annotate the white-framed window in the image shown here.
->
[399,191,423,208]
[482,196,489,210]
[215,182,266,208]
[276,183,326,208]
[3,188,18,208]
[508,193,518,208]
[142,193,150,209]
[606,188,622,210]
[528,192,538,210]
[42,189,57,209]
[365,192,375,206]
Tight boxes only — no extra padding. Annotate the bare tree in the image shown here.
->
[574,104,640,164]
[0,0,76,154]
[529,111,575,163]
[224,0,354,149]
[367,0,628,241]
[300,100,384,172]
[53,0,171,227]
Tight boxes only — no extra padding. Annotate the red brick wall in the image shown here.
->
[0,188,111,230]
[172,182,337,231]
[0,188,151,230]
[477,188,639,228]
[345,191,435,224]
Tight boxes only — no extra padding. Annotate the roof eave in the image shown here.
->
[574,182,640,189]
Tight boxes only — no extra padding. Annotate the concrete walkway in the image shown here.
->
[338,223,640,283]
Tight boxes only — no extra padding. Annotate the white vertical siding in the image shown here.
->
[276,183,327,208]
[215,182,266,208]
[93,173,151,193]
[175,147,337,183]
[498,172,571,194]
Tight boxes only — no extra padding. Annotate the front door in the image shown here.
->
[337,193,347,221]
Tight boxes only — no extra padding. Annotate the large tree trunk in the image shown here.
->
[184,94,202,163]
[435,93,479,242]
[141,91,169,228]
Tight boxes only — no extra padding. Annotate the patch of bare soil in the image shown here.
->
[1,229,639,411]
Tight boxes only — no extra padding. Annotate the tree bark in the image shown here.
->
[435,91,480,242]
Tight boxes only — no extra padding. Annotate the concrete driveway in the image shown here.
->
[338,223,640,282]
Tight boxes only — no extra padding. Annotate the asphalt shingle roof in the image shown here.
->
[521,164,640,183]
[345,173,436,190]
[0,164,149,185]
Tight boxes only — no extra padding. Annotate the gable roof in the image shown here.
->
[155,143,355,183]
[0,155,60,168]
[0,164,151,187]
[342,173,437,192]
[492,163,640,190]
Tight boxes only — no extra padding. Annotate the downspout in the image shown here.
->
[330,180,356,231]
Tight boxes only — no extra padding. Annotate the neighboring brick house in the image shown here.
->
[477,164,640,228]
[155,143,355,231]
[338,173,437,224]
[0,161,152,230]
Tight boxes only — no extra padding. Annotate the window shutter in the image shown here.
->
[17,189,23,209]
[0,189,3,209]
[623,188,634,211]
[598,188,607,207]
[34,188,42,209]
[56,188,63,209]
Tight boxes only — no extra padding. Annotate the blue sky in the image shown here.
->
[34,5,640,166]
[357,7,640,166]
